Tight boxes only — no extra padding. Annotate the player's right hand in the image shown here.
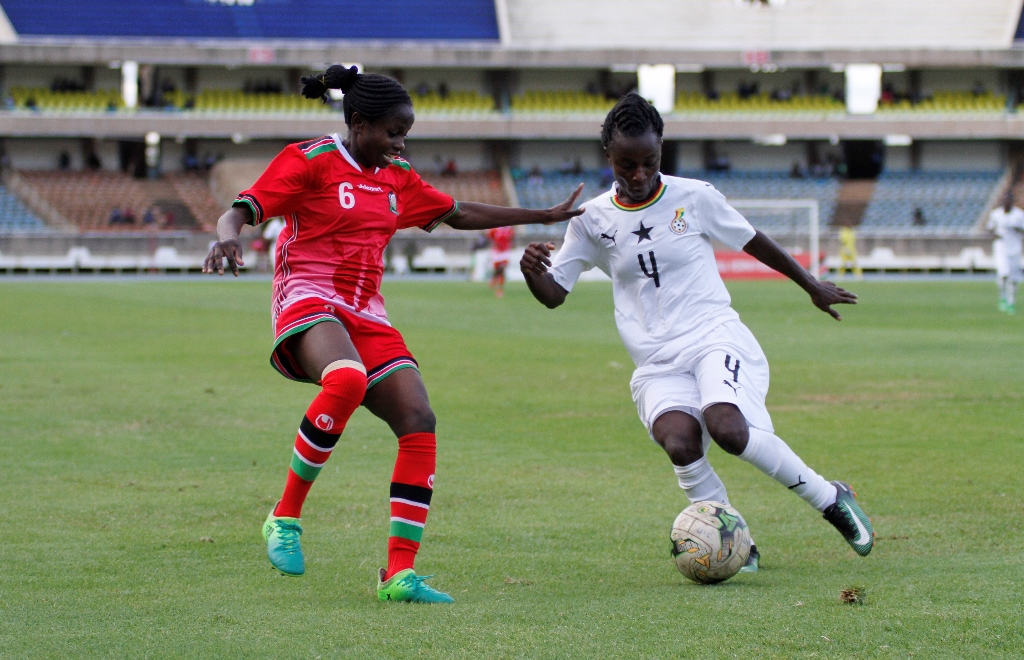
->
[521,242,555,275]
[203,239,245,276]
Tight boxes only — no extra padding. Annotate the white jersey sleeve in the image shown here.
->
[549,213,603,293]
[693,184,757,251]
[987,209,999,232]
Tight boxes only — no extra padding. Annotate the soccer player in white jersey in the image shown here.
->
[986,192,1024,314]
[521,94,874,569]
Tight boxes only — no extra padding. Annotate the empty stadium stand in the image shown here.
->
[678,171,841,228]
[859,171,1004,233]
[0,184,50,232]
[674,92,845,114]
[514,169,611,209]
[12,171,222,232]
[511,91,616,114]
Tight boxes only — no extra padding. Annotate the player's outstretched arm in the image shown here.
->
[202,206,252,277]
[742,230,857,321]
[444,184,585,231]
[520,241,569,309]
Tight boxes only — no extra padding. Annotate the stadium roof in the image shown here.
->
[506,0,1024,51]
[3,0,1024,68]
[0,0,499,41]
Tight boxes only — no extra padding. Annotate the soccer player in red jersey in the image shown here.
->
[486,225,515,297]
[202,65,583,603]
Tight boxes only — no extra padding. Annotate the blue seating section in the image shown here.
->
[860,171,1002,232]
[514,170,612,210]
[678,171,840,229]
[0,185,49,232]
[1,0,499,40]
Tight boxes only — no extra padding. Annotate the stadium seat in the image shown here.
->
[13,170,222,232]
[859,171,1003,233]
[0,184,50,232]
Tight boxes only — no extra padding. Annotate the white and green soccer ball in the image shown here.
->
[670,501,752,584]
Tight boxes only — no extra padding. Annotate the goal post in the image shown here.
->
[726,198,820,280]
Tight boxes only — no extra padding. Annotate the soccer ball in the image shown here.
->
[670,501,752,584]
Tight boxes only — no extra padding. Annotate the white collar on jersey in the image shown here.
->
[332,133,384,174]
[333,133,362,171]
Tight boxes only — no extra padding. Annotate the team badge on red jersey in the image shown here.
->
[670,208,687,234]
[388,191,398,214]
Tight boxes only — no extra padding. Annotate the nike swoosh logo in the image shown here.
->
[842,501,871,546]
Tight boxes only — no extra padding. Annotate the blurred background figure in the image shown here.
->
[986,192,1024,313]
[837,227,862,279]
[487,225,514,298]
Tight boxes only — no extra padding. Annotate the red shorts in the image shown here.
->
[271,297,418,388]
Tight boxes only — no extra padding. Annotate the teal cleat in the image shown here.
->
[1007,304,1017,315]
[740,544,760,573]
[999,299,1008,312]
[822,481,874,557]
[377,568,455,603]
[263,508,304,576]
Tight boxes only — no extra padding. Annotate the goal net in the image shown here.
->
[720,199,821,280]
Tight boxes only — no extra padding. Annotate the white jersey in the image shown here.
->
[987,206,1024,257]
[550,175,756,367]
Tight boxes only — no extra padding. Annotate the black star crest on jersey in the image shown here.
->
[631,221,653,243]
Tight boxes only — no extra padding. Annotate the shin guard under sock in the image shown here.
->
[673,456,730,505]
[386,432,436,579]
[739,427,837,512]
[274,361,366,519]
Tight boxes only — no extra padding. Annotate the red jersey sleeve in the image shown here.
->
[394,161,458,232]
[232,145,311,226]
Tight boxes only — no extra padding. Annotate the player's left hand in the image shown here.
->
[809,280,858,320]
[543,184,585,225]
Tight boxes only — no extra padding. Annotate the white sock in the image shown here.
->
[1006,279,1017,306]
[739,427,837,512]
[673,456,730,505]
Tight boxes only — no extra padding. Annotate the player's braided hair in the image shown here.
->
[300,65,412,126]
[600,92,664,149]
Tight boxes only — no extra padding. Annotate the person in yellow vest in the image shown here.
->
[837,227,862,279]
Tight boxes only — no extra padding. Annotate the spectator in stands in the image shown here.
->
[142,207,158,227]
[913,207,926,226]
[86,152,102,171]
[183,154,199,171]
[414,82,430,97]
[789,162,805,179]
[972,80,987,97]
[58,151,71,171]
[528,165,544,186]
[442,159,458,177]
[438,82,450,99]
[108,207,124,225]
[123,209,137,225]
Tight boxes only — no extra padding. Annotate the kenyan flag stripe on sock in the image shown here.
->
[389,518,425,543]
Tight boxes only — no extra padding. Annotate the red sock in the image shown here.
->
[274,364,366,519]
[385,432,436,580]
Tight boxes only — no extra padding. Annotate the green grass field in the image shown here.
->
[1,278,1022,658]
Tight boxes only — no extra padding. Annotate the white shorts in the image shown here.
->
[993,242,1022,282]
[491,250,512,267]
[630,319,774,443]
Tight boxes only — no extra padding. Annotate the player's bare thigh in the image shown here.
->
[292,320,362,380]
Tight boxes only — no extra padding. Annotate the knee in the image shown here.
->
[397,403,436,435]
[704,407,749,456]
[661,434,704,466]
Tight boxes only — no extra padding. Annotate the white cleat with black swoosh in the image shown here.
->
[822,481,874,556]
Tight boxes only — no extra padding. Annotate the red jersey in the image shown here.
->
[234,134,457,325]
[487,226,514,252]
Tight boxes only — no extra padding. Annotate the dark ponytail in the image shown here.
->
[601,92,665,149]
[301,65,412,126]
